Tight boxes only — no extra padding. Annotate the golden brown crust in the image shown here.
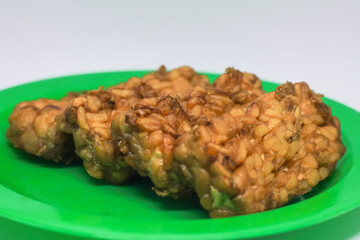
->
[57,85,142,183]
[57,66,210,184]
[176,82,346,217]
[113,68,266,198]
[114,96,193,197]
[113,78,345,217]
[213,67,264,104]
[6,94,78,163]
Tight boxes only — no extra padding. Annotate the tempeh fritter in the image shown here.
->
[114,80,345,217]
[113,68,265,198]
[175,82,346,217]
[56,66,210,183]
[6,94,78,163]
[5,66,346,219]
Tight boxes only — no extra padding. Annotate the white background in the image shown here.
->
[0,0,359,239]
[0,0,359,111]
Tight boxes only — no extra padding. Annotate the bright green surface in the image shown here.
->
[0,71,359,240]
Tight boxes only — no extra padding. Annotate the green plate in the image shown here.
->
[0,71,359,240]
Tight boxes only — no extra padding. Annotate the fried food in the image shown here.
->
[6,94,78,163]
[113,68,265,198]
[115,79,345,217]
[113,96,193,196]
[175,82,346,217]
[56,66,210,184]
[5,66,346,219]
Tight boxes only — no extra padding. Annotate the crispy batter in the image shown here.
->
[114,79,345,217]
[175,82,345,217]
[114,96,193,197]
[213,67,264,104]
[57,66,210,184]
[6,94,78,163]
[113,69,265,198]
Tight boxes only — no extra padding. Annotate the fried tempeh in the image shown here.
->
[6,67,345,218]
[175,82,346,217]
[113,68,265,198]
[7,94,78,163]
[114,79,345,217]
[56,66,210,183]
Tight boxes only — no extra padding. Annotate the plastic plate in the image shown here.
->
[0,71,359,239]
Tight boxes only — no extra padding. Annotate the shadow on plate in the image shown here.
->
[85,173,207,217]
[7,142,82,169]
